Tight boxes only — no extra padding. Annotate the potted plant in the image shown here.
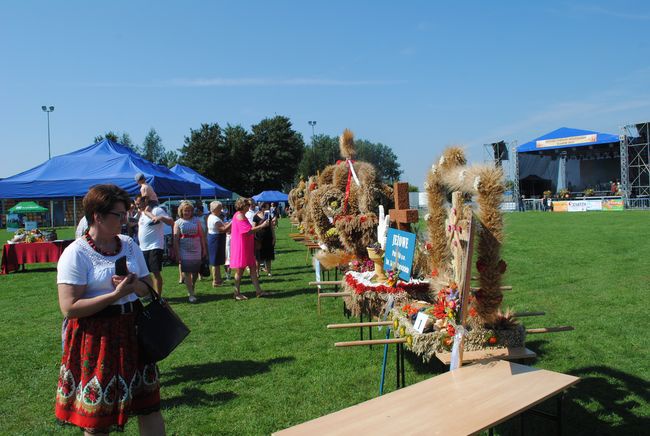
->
[366,242,387,282]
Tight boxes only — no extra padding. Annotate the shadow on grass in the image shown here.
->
[562,365,650,434]
[243,288,315,299]
[6,266,57,274]
[161,357,296,387]
[274,249,302,254]
[404,350,448,375]
[493,365,650,435]
[523,338,548,361]
[165,293,235,304]
[162,388,237,409]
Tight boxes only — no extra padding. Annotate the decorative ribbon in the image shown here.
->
[335,159,361,215]
[449,325,467,371]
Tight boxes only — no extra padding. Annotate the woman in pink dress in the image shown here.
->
[230,198,270,300]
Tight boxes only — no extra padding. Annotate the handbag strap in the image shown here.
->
[138,278,161,302]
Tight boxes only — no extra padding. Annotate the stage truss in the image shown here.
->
[621,122,650,208]
[483,140,518,205]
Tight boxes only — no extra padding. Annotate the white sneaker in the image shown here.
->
[188,296,197,303]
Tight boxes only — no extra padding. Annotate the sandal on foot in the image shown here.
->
[188,296,197,303]
[212,281,223,287]
[234,293,248,301]
[256,291,271,298]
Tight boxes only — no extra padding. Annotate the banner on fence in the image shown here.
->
[553,199,623,213]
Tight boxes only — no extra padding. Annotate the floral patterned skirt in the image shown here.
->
[55,311,160,433]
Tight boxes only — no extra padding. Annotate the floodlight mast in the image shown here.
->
[42,105,55,159]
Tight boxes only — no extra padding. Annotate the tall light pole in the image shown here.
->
[42,105,55,159]
[308,120,317,138]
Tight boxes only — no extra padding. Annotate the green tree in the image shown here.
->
[159,149,180,168]
[297,134,339,180]
[222,124,253,195]
[94,131,137,151]
[140,128,166,164]
[178,123,225,179]
[355,139,402,183]
[296,135,402,183]
[250,116,305,193]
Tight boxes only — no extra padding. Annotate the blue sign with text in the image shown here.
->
[383,228,416,281]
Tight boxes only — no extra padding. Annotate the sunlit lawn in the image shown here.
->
[0,212,648,435]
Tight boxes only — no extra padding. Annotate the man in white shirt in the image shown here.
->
[136,195,174,295]
[245,201,256,225]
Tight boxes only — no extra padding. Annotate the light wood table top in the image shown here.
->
[274,360,579,435]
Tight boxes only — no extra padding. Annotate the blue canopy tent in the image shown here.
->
[169,164,233,198]
[0,140,200,226]
[516,127,621,196]
[252,190,289,202]
[0,139,200,198]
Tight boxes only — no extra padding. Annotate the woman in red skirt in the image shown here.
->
[56,184,166,435]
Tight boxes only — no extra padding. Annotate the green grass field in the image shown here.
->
[0,212,648,435]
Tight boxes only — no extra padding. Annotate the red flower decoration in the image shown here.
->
[431,268,438,278]
[447,324,456,336]
[488,336,497,345]
[360,215,367,223]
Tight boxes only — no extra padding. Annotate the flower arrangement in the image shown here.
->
[400,303,420,321]
[366,241,383,256]
[583,188,595,197]
[543,190,552,197]
[384,267,399,287]
[325,227,338,238]
[343,272,430,295]
[558,188,570,199]
[346,259,375,273]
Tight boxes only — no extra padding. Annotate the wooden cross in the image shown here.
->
[388,182,419,231]
[445,192,471,285]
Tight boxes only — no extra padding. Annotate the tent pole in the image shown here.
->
[50,200,54,227]
[73,197,76,226]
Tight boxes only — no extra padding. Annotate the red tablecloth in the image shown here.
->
[1,240,73,274]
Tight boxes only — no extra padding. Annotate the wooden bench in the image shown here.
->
[273,360,579,435]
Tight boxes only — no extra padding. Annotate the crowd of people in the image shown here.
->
[56,176,282,434]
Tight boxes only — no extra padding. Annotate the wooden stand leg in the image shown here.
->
[368,310,373,349]
[359,312,364,341]
[557,392,564,436]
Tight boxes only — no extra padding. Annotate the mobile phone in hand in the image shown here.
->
[115,256,128,276]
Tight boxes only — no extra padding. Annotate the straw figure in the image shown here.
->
[304,129,392,265]
[424,146,508,326]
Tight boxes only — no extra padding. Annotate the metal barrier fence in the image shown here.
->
[626,198,650,209]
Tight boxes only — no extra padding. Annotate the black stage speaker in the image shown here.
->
[492,141,509,162]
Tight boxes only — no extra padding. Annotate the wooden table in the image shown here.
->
[274,360,579,435]
[1,240,73,274]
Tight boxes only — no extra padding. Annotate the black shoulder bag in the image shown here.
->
[136,279,190,362]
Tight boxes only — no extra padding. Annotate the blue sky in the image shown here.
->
[1,1,649,188]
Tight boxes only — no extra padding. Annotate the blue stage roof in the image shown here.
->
[517,127,619,153]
